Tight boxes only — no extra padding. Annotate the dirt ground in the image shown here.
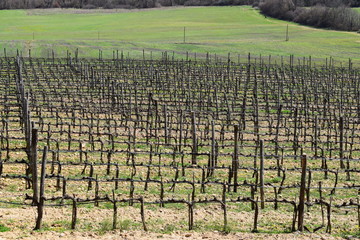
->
[0,231,344,240]
[0,207,345,240]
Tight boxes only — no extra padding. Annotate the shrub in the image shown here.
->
[259,0,360,31]
[82,3,97,8]
[157,0,174,6]
[184,0,213,6]
[259,0,295,20]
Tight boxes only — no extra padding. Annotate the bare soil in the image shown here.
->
[0,207,344,240]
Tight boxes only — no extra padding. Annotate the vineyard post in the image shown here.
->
[24,98,31,154]
[183,27,186,43]
[339,116,345,169]
[275,104,282,176]
[191,112,197,165]
[298,154,307,231]
[34,146,48,230]
[31,128,39,205]
[348,58,352,71]
[260,140,265,209]
[208,120,215,177]
[233,125,239,192]
[71,196,77,229]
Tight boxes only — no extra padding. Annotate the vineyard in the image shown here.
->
[0,52,359,237]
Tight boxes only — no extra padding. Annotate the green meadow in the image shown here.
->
[0,6,359,63]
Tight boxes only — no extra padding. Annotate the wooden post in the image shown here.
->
[339,116,345,169]
[191,112,197,165]
[298,154,307,231]
[71,196,77,229]
[233,125,239,192]
[183,27,186,43]
[34,146,48,230]
[259,140,265,209]
[31,128,39,205]
[208,120,216,177]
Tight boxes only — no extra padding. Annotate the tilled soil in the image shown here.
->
[0,207,344,240]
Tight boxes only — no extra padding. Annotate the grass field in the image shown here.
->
[0,6,359,62]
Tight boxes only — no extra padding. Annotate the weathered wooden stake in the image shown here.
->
[339,117,345,169]
[34,146,48,230]
[259,140,265,209]
[233,125,239,192]
[298,154,307,231]
[31,128,39,205]
[191,112,197,165]
[71,196,77,229]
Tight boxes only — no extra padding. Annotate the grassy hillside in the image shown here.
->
[0,6,359,63]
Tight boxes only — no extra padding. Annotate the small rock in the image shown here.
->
[185,233,192,237]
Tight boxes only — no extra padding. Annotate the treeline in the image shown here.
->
[0,0,255,9]
[288,0,360,7]
[258,0,360,31]
[1,0,359,11]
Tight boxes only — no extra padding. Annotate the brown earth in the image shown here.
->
[0,207,345,240]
